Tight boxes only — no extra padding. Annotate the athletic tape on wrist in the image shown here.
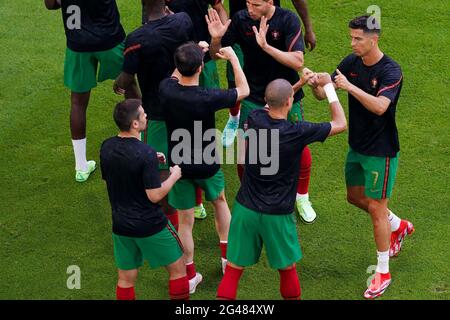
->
[323,83,339,104]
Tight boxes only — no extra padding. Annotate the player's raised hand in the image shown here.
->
[198,41,210,53]
[252,16,269,49]
[216,46,238,61]
[304,29,317,51]
[206,8,231,38]
[170,165,182,180]
[334,69,351,91]
[157,152,166,165]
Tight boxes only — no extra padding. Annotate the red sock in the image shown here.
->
[297,146,312,195]
[279,267,301,300]
[229,101,241,117]
[169,276,189,300]
[116,286,135,300]
[237,164,244,182]
[186,262,196,280]
[166,211,179,231]
[195,187,203,206]
[217,265,243,300]
[219,242,227,259]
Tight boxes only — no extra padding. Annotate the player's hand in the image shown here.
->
[216,46,237,61]
[157,152,166,165]
[304,29,317,51]
[300,67,316,86]
[113,80,125,95]
[198,41,210,53]
[170,165,182,180]
[206,8,231,38]
[334,69,351,91]
[164,6,174,15]
[317,73,333,87]
[252,16,269,50]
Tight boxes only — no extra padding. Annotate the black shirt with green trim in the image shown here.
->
[221,7,305,105]
[60,0,125,52]
[100,137,166,238]
[331,54,403,157]
[122,13,194,120]
[160,77,238,179]
[236,109,331,215]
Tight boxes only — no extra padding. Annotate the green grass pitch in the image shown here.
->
[0,0,449,299]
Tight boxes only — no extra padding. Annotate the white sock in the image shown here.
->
[388,210,401,232]
[296,193,309,201]
[229,111,240,122]
[376,250,389,274]
[72,138,88,172]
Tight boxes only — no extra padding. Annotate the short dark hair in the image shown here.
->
[349,15,381,35]
[265,79,293,108]
[113,99,142,132]
[174,42,204,77]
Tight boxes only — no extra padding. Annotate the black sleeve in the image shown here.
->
[376,64,403,101]
[295,121,332,145]
[208,88,239,112]
[284,12,305,52]
[221,16,239,47]
[142,150,162,190]
[180,12,196,42]
[331,54,355,81]
[122,33,141,75]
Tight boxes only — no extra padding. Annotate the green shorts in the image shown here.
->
[168,169,225,210]
[227,201,302,269]
[345,147,399,199]
[64,42,124,93]
[142,120,169,170]
[239,99,303,129]
[226,43,244,82]
[200,60,220,89]
[112,223,183,270]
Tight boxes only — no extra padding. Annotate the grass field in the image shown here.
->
[0,0,449,300]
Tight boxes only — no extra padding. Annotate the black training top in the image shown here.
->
[236,109,331,215]
[60,0,125,52]
[122,13,194,121]
[100,137,166,238]
[160,77,238,179]
[221,7,305,105]
[229,0,281,18]
[331,54,403,157]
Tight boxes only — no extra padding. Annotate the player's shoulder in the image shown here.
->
[159,77,180,94]
[277,7,300,22]
[381,54,402,73]
[341,53,359,65]
[171,11,193,26]
[126,25,149,43]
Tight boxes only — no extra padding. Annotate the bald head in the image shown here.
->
[265,79,294,109]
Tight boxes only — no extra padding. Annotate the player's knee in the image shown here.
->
[347,192,360,206]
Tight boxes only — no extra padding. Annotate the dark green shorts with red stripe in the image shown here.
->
[112,222,183,270]
[345,147,399,199]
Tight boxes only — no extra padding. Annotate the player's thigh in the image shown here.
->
[64,48,98,93]
[239,99,264,129]
[196,169,225,203]
[227,201,263,267]
[199,60,220,89]
[136,225,184,269]
[361,153,399,200]
[261,213,302,269]
[143,120,169,170]
[112,234,144,271]
[345,148,365,187]
[168,179,196,210]
[96,42,125,82]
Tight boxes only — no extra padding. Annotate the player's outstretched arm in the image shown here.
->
[44,0,61,10]
[291,0,316,51]
[216,47,250,101]
[206,8,231,61]
[293,67,315,93]
[316,73,347,136]
[212,1,229,24]
[146,165,182,203]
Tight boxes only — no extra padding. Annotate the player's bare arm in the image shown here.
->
[206,8,231,60]
[216,47,250,101]
[316,73,347,136]
[114,72,137,96]
[291,0,316,51]
[213,1,229,24]
[44,0,61,10]
[293,67,315,93]
[335,69,391,116]
[146,165,182,203]
[253,16,304,71]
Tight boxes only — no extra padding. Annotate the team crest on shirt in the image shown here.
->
[371,78,378,88]
[271,30,281,40]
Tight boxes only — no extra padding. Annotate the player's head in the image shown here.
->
[113,99,147,133]
[349,15,381,57]
[265,79,294,111]
[246,0,274,21]
[142,0,165,14]
[174,42,205,77]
